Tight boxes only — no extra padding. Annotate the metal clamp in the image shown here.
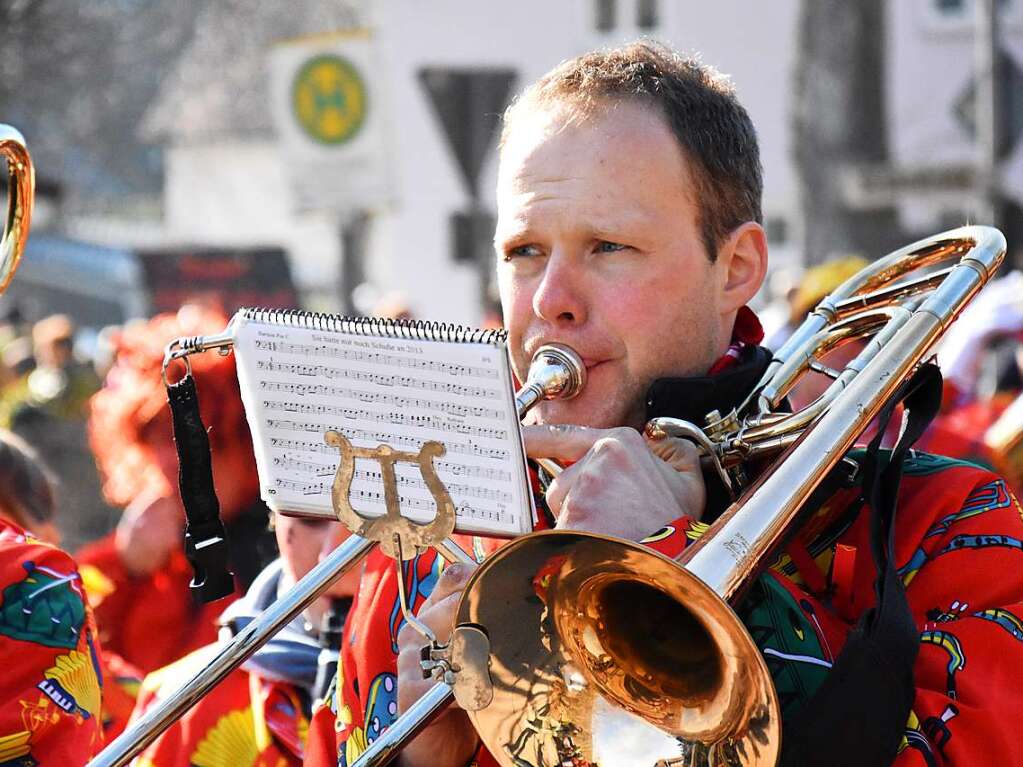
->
[162,331,235,386]
[420,625,494,712]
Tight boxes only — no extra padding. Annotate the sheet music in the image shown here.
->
[232,312,533,536]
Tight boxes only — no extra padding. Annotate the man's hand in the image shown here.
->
[524,424,706,540]
[396,563,479,767]
[114,490,183,577]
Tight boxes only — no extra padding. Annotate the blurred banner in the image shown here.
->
[137,246,298,315]
[270,30,391,215]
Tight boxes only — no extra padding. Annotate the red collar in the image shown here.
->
[707,306,764,375]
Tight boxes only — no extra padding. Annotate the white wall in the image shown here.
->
[163,141,342,303]
[887,0,1023,230]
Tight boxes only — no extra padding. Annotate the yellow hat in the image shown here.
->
[790,256,870,322]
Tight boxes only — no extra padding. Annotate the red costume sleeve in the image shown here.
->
[130,646,307,766]
[886,464,1023,765]
[77,532,227,674]
[0,520,103,765]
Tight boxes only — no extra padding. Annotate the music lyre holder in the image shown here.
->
[326,432,455,560]
[325,429,491,705]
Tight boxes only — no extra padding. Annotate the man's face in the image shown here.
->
[496,101,731,429]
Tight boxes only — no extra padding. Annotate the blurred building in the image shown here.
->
[885,0,1023,248]
[7,1,1023,322]
[139,0,802,322]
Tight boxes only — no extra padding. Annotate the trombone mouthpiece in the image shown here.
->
[515,343,586,419]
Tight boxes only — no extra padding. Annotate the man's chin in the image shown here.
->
[529,399,632,430]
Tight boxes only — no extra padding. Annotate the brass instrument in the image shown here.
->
[93,225,1005,767]
[0,125,33,294]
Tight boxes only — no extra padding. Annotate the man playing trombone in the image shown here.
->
[307,42,1023,767]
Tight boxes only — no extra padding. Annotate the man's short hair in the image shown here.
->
[501,41,763,261]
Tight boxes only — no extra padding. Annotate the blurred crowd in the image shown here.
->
[0,257,1021,765]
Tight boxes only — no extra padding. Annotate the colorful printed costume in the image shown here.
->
[0,519,103,765]
[131,559,345,767]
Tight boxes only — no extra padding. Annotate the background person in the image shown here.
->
[129,514,359,766]
[0,429,104,764]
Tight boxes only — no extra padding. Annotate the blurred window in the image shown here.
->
[765,216,789,245]
[595,0,616,31]
[637,0,659,29]
[930,0,1013,20]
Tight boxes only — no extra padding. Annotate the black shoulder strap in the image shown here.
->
[780,363,942,767]
[166,372,236,603]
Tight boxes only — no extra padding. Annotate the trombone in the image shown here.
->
[93,225,1005,767]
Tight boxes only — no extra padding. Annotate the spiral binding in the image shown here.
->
[238,307,508,346]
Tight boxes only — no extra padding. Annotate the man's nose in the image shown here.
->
[532,251,587,325]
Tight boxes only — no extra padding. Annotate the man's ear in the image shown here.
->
[716,221,768,314]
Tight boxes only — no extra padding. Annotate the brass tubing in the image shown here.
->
[681,227,1003,602]
[742,303,918,449]
[350,683,456,767]
[749,229,993,415]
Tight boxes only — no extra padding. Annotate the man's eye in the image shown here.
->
[596,240,627,253]
[504,244,542,260]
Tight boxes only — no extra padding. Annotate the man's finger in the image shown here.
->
[396,589,463,648]
[544,459,586,515]
[420,562,476,608]
[644,434,703,473]
[522,423,618,462]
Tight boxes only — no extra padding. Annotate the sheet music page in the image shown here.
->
[232,312,533,536]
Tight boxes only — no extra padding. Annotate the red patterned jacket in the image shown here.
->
[0,520,104,765]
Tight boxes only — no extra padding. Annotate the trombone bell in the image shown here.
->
[457,531,779,767]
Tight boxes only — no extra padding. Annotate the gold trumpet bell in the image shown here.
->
[457,531,779,767]
[0,125,33,295]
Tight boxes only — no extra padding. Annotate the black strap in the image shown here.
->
[780,363,942,767]
[313,597,352,703]
[166,373,236,603]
